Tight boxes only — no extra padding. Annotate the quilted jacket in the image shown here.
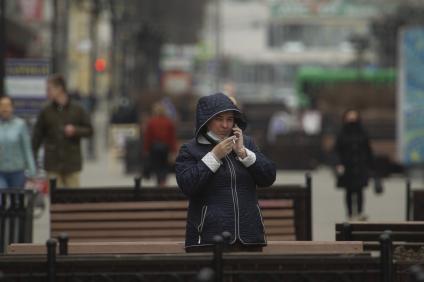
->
[175,93,276,249]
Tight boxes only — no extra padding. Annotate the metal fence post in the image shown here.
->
[0,192,7,253]
[221,231,231,252]
[341,222,352,241]
[406,179,411,221]
[17,192,26,243]
[134,176,141,191]
[46,238,57,282]
[58,233,69,255]
[213,235,224,282]
[379,230,393,282]
[305,172,312,240]
[49,178,57,191]
[8,193,16,245]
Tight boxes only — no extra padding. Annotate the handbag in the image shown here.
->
[374,177,384,194]
[336,173,346,188]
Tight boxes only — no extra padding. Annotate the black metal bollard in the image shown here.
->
[410,265,424,282]
[49,178,57,191]
[58,233,69,255]
[341,222,352,241]
[221,231,231,251]
[0,193,7,253]
[134,176,142,191]
[305,172,312,240]
[379,231,393,282]
[46,238,57,282]
[213,235,224,282]
[8,193,17,245]
[196,267,215,282]
[17,193,27,243]
[406,179,411,221]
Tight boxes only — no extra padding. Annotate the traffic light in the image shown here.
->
[94,58,106,72]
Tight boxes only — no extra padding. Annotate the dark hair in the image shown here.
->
[48,74,67,92]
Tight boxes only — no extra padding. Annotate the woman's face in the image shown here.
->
[0,97,13,120]
[207,111,235,140]
[345,110,359,123]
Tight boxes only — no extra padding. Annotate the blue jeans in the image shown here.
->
[0,171,26,189]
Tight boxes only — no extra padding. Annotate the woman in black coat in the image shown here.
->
[175,93,276,252]
[334,109,374,221]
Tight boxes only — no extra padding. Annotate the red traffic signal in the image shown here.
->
[94,58,107,72]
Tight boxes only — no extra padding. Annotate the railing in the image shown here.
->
[1,231,422,282]
[0,189,35,253]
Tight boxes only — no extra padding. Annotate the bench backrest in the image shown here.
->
[335,222,424,249]
[50,176,312,242]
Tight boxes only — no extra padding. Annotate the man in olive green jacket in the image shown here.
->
[32,74,93,187]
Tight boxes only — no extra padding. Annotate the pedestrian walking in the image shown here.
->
[143,102,177,187]
[32,74,93,188]
[334,109,374,221]
[0,96,36,188]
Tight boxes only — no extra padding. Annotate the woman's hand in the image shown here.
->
[212,136,236,160]
[232,125,247,159]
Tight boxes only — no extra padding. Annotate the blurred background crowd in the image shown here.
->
[1,0,424,181]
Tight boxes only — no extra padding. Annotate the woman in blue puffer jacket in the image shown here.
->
[175,93,276,252]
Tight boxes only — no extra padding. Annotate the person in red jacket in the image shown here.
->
[143,102,177,186]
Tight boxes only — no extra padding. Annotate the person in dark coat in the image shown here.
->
[175,93,276,252]
[32,74,93,188]
[334,109,374,221]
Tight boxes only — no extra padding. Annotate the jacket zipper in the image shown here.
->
[257,204,267,240]
[197,205,208,244]
[225,156,239,242]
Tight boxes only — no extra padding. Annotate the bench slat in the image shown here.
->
[258,199,293,208]
[60,237,184,242]
[51,201,188,212]
[51,226,294,237]
[52,220,187,230]
[51,219,295,230]
[51,229,186,238]
[336,232,424,242]
[335,222,424,232]
[261,209,294,218]
[51,211,187,221]
[7,241,363,255]
[51,210,294,222]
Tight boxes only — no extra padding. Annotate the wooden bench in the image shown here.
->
[49,175,312,243]
[335,221,424,250]
[0,245,404,282]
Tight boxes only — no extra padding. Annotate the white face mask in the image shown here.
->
[206,131,222,143]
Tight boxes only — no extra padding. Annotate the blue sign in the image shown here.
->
[399,27,424,165]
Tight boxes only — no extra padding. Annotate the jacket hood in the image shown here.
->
[195,93,246,142]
